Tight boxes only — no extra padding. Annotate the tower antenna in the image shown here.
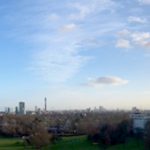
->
[44,97,47,111]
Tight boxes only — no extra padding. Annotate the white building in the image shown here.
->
[131,107,150,133]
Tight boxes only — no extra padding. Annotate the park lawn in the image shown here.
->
[0,137,23,150]
[0,137,33,150]
[50,136,100,150]
[0,136,145,150]
[51,136,145,150]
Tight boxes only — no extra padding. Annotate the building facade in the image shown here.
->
[131,107,150,133]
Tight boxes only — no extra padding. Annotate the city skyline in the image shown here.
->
[0,0,150,110]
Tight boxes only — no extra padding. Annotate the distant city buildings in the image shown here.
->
[5,107,11,114]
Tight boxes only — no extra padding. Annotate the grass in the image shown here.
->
[50,136,100,150]
[50,136,145,150]
[108,138,144,150]
[0,137,23,150]
[0,137,33,150]
[0,136,145,150]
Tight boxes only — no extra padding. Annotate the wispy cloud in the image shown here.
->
[128,16,146,24]
[69,0,116,20]
[28,0,119,82]
[2,0,147,84]
[60,23,77,32]
[86,76,128,87]
[69,3,91,20]
[118,29,131,37]
[31,48,87,82]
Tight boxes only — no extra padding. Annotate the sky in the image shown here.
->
[0,0,150,111]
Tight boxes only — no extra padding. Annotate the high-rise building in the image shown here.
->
[15,106,19,115]
[19,102,25,115]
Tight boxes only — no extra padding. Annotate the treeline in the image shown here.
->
[88,120,133,149]
[0,110,130,136]
[45,110,130,135]
[4,110,150,149]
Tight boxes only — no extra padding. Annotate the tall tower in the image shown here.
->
[44,97,47,111]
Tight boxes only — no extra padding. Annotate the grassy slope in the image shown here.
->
[0,136,145,150]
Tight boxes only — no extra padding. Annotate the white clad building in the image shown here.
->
[131,107,150,133]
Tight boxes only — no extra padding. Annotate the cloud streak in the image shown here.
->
[86,76,128,87]
[128,16,146,24]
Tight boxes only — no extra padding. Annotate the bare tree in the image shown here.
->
[27,118,52,150]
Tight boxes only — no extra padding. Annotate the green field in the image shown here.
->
[51,136,144,150]
[0,138,24,150]
[0,137,33,150]
[0,136,145,150]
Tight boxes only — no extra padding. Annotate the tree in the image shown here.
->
[99,124,112,149]
[88,119,131,149]
[26,118,52,150]
[111,120,130,144]
[144,121,150,150]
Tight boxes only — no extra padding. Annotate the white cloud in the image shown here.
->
[87,76,128,87]
[131,32,150,42]
[116,30,150,49]
[131,32,150,48]
[116,39,131,48]
[60,23,77,32]
[139,0,150,4]
[128,16,146,24]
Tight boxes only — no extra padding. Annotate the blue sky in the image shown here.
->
[0,0,150,111]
